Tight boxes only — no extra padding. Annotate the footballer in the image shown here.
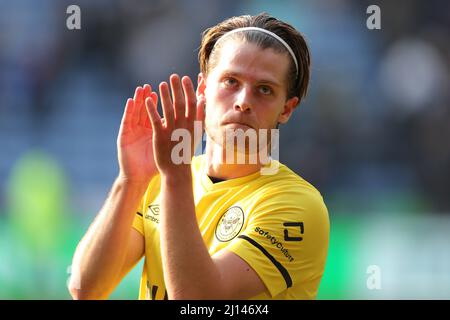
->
[69,13,329,300]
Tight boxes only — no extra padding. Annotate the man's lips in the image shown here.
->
[222,121,254,129]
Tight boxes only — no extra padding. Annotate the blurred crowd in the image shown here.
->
[1,0,450,213]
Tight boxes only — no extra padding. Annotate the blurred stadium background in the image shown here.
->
[1,0,449,299]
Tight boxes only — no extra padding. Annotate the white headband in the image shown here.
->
[214,26,299,77]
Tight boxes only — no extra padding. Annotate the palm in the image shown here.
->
[117,85,159,183]
[119,124,155,177]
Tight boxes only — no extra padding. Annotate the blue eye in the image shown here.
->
[224,78,237,86]
[259,85,272,95]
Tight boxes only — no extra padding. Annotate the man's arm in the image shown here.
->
[69,178,146,299]
[69,84,159,299]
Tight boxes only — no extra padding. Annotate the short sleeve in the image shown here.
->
[132,212,144,236]
[131,174,161,237]
[226,189,329,298]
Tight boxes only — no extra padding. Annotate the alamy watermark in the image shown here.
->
[66,5,81,30]
[366,5,381,30]
[67,264,81,291]
[171,121,280,175]
[366,265,382,290]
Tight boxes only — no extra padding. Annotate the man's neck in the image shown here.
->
[204,139,263,180]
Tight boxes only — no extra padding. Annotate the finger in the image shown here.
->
[170,74,185,123]
[133,86,141,100]
[196,96,206,147]
[143,90,158,129]
[145,96,163,132]
[151,91,158,107]
[196,96,206,124]
[137,86,146,124]
[182,76,197,122]
[137,85,145,103]
[120,98,135,127]
[132,86,143,126]
[193,96,206,150]
[159,82,174,128]
[143,84,152,98]
[150,92,161,126]
[140,85,153,128]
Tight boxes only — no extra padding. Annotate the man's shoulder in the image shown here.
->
[258,162,328,214]
[254,163,329,226]
[260,161,323,197]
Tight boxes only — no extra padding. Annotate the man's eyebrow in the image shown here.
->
[221,71,282,87]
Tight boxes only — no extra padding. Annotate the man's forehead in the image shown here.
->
[213,40,290,84]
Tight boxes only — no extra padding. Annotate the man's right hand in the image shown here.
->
[117,84,159,184]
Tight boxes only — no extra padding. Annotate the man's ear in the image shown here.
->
[197,72,207,100]
[277,96,300,124]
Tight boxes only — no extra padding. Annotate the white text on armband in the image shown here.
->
[254,227,295,262]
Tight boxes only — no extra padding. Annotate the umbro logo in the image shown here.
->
[145,204,160,224]
[149,204,160,216]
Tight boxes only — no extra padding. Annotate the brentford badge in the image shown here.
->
[215,206,245,242]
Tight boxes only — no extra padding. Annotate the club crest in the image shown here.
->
[215,206,245,242]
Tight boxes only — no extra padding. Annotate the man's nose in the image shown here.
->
[233,87,252,112]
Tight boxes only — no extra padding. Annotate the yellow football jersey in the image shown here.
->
[132,154,329,300]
